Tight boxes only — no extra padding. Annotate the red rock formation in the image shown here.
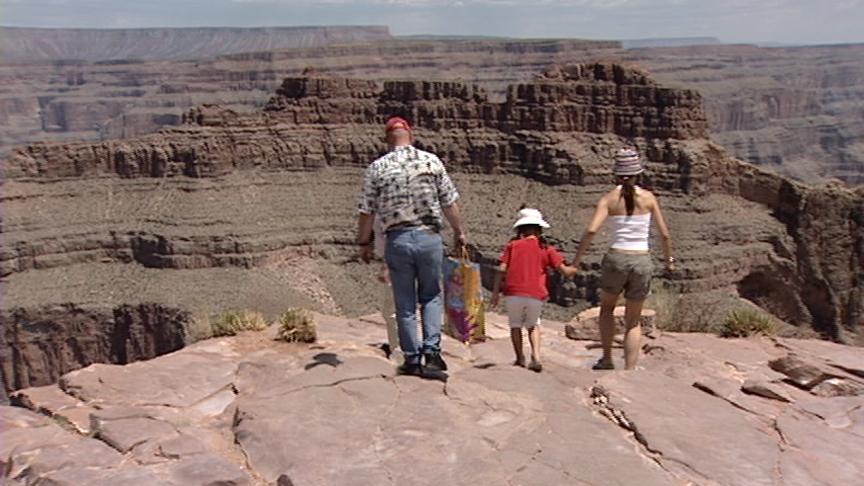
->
[625,44,864,183]
[3,63,709,180]
[0,303,188,393]
[1,63,860,372]
[3,39,862,182]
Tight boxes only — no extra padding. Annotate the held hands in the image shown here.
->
[561,265,579,279]
[558,259,580,279]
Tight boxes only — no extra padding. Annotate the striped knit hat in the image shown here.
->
[613,148,643,176]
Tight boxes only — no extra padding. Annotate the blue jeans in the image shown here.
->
[385,227,444,365]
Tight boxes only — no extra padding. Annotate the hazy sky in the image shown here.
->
[2,0,863,45]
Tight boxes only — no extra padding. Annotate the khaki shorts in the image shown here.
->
[505,295,543,329]
[599,252,654,301]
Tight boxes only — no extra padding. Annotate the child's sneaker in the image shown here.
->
[592,358,615,370]
[529,358,543,373]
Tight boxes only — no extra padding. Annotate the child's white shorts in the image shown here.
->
[505,295,543,329]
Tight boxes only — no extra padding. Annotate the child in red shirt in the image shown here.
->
[492,208,577,372]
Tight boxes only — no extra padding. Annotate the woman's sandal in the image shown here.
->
[592,358,615,370]
[513,357,526,368]
[529,358,543,373]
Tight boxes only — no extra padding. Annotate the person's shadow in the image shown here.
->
[304,352,343,370]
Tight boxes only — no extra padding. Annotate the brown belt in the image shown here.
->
[609,247,650,255]
[386,222,439,233]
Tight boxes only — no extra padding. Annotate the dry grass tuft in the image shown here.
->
[720,308,777,338]
[211,309,268,337]
[275,308,317,343]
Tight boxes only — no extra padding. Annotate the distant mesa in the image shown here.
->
[3,31,859,183]
[622,37,723,49]
[0,26,393,62]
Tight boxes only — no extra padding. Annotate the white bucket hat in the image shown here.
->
[513,208,550,229]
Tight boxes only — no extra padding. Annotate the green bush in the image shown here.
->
[211,309,268,337]
[720,308,776,338]
[275,309,317,343]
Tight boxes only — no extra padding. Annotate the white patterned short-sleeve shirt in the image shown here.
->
[358,145,460,231]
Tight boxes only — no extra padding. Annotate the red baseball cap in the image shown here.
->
[385,117,412,134]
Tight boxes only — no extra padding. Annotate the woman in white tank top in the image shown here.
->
[571,148,675,371]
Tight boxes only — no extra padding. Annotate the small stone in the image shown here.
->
[741,380,793,403]
[769,355,837,390]
[565,323,597,341]
[810,378,864,398]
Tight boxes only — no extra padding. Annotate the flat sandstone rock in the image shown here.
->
[3,314,863,485]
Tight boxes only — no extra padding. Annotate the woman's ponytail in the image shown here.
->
[621,177,636,216]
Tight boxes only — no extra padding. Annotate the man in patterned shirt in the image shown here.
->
[357,116,466,376]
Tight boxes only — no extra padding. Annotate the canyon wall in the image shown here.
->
[0,26,392,62]
[2,63,861,397]
[4,64,860,338]
[0,303,188,393]
[0,37,861,183]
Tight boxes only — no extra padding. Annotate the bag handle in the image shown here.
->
[460,245,470,263]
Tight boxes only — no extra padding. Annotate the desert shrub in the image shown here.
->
[649,282,685,331]
[185,313,215,342]
[649,282,713,332]
[648,283,731,334]
[275,308,317,343]
[211,309,268,337]
[720,308,777,338]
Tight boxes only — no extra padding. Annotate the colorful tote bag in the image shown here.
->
[443,249,486,343]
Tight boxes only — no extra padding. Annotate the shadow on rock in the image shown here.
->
[304,352,343,370]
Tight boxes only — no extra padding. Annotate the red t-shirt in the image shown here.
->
[499,237,564,301]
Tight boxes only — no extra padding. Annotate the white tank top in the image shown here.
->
[610,213,651,251]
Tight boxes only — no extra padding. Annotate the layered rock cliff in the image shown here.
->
[2,63,861,399]
[0,303,188,393]
[1,38,861,183]
[0,26,392,62]
[626,44,864,183]
[3,63,708,179]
